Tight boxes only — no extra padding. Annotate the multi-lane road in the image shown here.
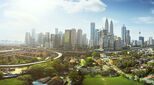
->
[0,49,20,53]
[0,50,62,68]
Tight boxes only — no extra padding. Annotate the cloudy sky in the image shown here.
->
[0,0,154,41]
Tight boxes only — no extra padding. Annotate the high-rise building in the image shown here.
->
[94,29,99,46]
[25,32,31,46]
[31,29,36,46]
[114,37,122,50]
[132,40,138,46]
[44,32,50,48]
[55,28,58,34]
[105,18,109,33]
[38,33,44,47]
[70,29,77,49]
[59,31,63,47]
[77,29,82,47]
[54,34,61,48]
[139,36,144,47]
[32,29,35,40]
[90,22,95,47]
[99,30,103,50]
[50,34,55,48]
[64,30,71,50]
[121,25,126,46]
[82,34,88,46]
[110,20,113,35]
[149,37,153,45]
[126,30,131,45]
[102,29,108,49]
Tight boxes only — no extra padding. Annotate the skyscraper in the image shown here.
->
[50,34,55,48]
[38,33,44,47]
[149,37,153,45]
[64,30,71,50]
[126,30,131,45]
[110,20,113,35]
[55,28,58,34]
[70,29,77,49]
[105,18,109,33]
[121,24,126,46]
[95,29,99,46]
[31,29,36,46]
[32,29,35,39]
[139,36,144,47]
[25,32,31,46]
[82,34,88,46]
[44,32,50,48]
[77,29,82,47]
[114,37,122,50]
[90,22,95,47]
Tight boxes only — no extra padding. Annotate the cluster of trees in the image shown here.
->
[68,70,84,85]
[86,57,95,67]
[16,75,33,85]
[115,59,137,68]
[0,56,41,65]
[132,67,154,78]
[0,71,3,79]
[101,68,118,77]
[91,51,100,58]
[27,59,69,80]
[114,58,138,74]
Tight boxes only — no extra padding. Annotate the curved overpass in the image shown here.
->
[0,49,20,53]
[0,51,62,68]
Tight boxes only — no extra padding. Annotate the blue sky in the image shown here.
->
[0,0,154,41]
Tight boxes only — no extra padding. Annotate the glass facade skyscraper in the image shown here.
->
[121,25,126,45]
[90,22,95,46]
[110,20,113,35]
[105,19,109,33]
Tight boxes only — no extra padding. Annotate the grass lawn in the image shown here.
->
[83,75,143,85]
[0,78,26,85]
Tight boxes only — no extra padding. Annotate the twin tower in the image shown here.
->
[105,18,113,35]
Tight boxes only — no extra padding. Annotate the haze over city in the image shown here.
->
[0,0,154,41]
[0,0,154,85]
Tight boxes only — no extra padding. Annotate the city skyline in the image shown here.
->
[0,0,154,41]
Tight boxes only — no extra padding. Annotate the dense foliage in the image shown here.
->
[0,71,3,79]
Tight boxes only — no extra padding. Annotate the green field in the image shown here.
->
[0,78,26,85]
[83,75,143,85]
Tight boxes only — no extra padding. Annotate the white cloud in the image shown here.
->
[0,3,8,8]
[135,16,154,24]
[62,0,106,13]
[1,0,106,26]
[152,10,154,14]
[0,0,106,40]
[152,0,154,4]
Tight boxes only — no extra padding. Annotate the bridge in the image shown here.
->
[0,49,20,53]
[0,51,62,68]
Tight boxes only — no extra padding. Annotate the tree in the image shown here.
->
[91,51,100,58]
[17,75,33,85]
[27,63,56,79]
[27,64,45,79]
[43,66,56,77]
[123,67,131,74]
[86,57,94,66]
[50,59,66,74]
[131,76,135,80]
[68,70,84,85]
[0,71,3,79]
